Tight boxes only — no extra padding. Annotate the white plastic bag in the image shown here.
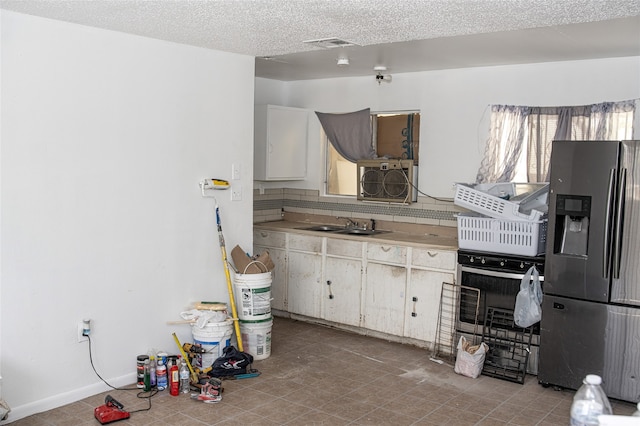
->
[454,336,488,378]
[514,266,543,328]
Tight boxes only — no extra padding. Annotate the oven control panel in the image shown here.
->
[457,249,545,274]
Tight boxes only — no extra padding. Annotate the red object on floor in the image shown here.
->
[94,396,130,424]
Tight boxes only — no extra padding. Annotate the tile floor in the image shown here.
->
[10,317,638,425]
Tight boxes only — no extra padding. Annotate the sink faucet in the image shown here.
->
[337,217,358,229]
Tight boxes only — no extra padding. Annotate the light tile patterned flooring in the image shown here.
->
[11,317,637,425]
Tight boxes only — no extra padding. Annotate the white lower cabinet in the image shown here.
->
[362,262,407,336]
[404,268,456,343]
[253,246,286,311]
[287,251,322,318]
[253,227,456,347]
[322,238,363,326]
[323,256,362,326]
[253,230,287,311]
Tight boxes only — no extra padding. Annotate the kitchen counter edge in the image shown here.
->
[253,221,458,250]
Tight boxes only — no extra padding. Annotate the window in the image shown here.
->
[326,112,420,196]
[477,101,636,183]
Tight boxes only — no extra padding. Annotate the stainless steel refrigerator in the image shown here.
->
[538,140,640,403]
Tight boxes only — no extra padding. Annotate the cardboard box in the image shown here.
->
[231,245,275,274]
[376,113,420,164]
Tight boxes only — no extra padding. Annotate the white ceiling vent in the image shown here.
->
[303,37,359,49]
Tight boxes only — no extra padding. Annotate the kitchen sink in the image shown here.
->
[297,225,346,232]
[297,225,389,236]
[335,229,390,236]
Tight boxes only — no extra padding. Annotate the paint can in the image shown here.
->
[232,271,272,321]
[136,355,149,388]
[239,317,273,361]
[191,318,234,369]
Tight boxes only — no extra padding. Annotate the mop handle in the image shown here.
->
[216,205,244,352]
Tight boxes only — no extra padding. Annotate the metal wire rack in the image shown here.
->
[481,307,533,384]
[431,283,480,362]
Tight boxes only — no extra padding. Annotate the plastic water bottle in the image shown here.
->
[156,358,167,390]
[570,374,613,426]
[149,355,157,388]
[179,359,190,394]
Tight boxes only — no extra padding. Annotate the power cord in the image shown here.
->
[406,178,454,202]
[87,335,156,413]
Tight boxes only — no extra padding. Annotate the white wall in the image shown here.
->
[1,11,254,421]
[256,56,640,197]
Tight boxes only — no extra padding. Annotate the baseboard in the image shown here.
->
[0,373,135,425]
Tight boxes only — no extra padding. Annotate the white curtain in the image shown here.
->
[477,100,636,183]
[476,105,529,183]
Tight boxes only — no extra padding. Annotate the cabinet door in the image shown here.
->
[287,251,322,318]
[323,256,362,327]
[404,269,455,342]
[254,105,308,181]
[253,245,287,311]
[362,262,407,335]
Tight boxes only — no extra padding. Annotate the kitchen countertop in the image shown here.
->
[254,220,458,250]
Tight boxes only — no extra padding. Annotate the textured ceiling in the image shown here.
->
[2,0,639,80]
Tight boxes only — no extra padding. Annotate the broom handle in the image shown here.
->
[217,206,244,352]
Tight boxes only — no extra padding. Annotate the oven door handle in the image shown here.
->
[459,265,544,282]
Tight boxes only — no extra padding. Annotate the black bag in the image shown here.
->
[208,346,253,377]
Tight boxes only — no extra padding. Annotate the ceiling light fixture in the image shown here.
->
[337,57,350,66]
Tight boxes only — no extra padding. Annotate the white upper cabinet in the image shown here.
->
[254,105,309,181]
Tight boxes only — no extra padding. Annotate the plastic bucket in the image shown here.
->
[239,318,273,361]
[233,271,272,321]
[191,319,233,369]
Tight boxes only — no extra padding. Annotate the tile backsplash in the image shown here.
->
[253,188,463,227]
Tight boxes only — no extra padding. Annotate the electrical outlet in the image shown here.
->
[77,322,88,343]
[231,185,242,201]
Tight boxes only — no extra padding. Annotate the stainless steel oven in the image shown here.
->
[456,249,545,375]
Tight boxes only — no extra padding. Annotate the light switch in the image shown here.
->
[232,163,241,180]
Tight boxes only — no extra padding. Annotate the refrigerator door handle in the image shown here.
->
[612,168,626,279]
[603,169,616,279]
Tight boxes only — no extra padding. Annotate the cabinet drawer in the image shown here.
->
[253,230,286,248]
[288,233,323,253]
[367,243,407,265]
[411,248,456,270]
[327,238,362,258]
